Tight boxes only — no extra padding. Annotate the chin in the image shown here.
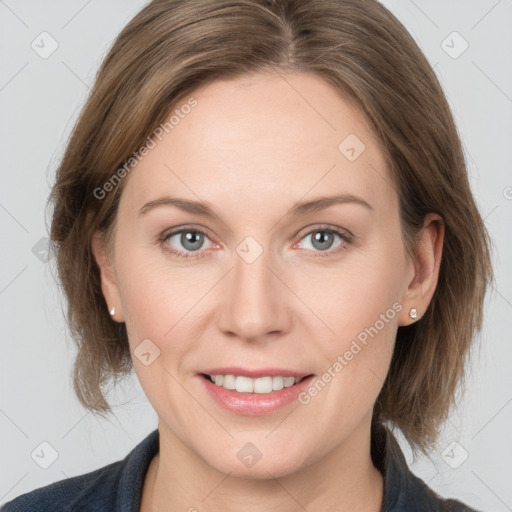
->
[202,442,310,480]
[217,458,301,480]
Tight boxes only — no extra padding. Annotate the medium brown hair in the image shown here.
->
[48,0,493,455]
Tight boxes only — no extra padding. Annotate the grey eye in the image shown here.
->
[166,230,211,252]
[300,230,343,252]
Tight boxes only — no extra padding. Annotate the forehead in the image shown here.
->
[120,71,395,217]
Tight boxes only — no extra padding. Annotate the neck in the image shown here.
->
[142,416,383,512]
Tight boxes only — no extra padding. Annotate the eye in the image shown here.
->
[160,225,352,260]
[160,227,215,259]
[295,226,351,257]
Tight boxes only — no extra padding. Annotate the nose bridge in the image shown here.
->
[218,236,289,339]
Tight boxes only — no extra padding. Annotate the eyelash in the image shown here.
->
[158,224,352,260]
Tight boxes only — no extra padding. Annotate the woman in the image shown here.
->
[1,0,492,510]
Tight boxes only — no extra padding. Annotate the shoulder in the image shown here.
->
[0,460,123,512]
[396,464,480,511]
[1,429,159,512]
[372,422,481,512]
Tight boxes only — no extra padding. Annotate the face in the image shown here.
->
[94,71,424,479]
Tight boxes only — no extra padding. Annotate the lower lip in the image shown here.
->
[198,374,315,416]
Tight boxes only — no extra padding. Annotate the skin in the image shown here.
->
[92,70,444,511]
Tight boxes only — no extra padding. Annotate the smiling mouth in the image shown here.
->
[200,373,312,394]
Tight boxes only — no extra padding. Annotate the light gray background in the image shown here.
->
[1,0,511,509]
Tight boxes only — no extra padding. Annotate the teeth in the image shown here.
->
[284,377,295,388]
[207,374,304,394]
[235,376,253,393]
[222,374,236,389]
[254,376,272,394]
[273,376,284,390]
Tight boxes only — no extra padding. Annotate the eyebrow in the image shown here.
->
[138,193,373,218]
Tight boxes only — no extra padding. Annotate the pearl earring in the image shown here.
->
[109,306,116,316]
[409,308,418,320]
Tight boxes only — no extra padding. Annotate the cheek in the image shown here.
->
[115,254,214,381]
[116,258,201,419]
[294,239,403,403]
[296,244,404,343]
[116,252,195,334]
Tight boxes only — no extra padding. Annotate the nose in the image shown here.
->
[217,245,293,341]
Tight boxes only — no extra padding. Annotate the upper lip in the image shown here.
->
[199,367,313,379]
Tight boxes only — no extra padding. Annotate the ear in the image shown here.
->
[398,213,444,326]
[91,230,124,322]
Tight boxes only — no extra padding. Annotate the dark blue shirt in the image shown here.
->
[1,424,479,511]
